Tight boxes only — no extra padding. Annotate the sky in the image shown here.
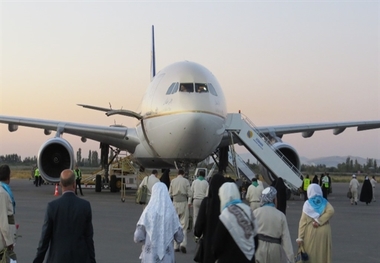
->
[0,0,379,161]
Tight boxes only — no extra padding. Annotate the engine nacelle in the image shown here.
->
[37,137,75,183]
[259,142,301,186]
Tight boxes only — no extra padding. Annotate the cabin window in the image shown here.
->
[208,83,218,96]
[179,83,194,93]
[195,83,208,93]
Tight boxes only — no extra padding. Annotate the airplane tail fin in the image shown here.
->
[150,25,156,81]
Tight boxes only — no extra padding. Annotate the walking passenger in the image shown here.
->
[138,169,160,204]
[312,174,319,184]
[169,169,192,254]
[274,177,288,215]
[370,176,377,202]
[0,165,17,257]
[159,169,171,190]
[349,174,360,205]
[213,182,257,263]
[134,182,183,263]
[296,183,334,263]
[33,169,96,263]
[359,176,373,205]
[194,173,225,263]
[191,170,209,229]
[246,176,264,212]
[253,186,294,263]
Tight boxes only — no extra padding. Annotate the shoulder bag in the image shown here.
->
[136,177,149,205]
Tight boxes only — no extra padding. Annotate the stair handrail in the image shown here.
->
[238,113,304,181]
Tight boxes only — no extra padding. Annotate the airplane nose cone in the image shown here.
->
[143,112,225,162]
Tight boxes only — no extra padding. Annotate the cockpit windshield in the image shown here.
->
[179,83,194,92]
[195,83,208,93]
[166,82,217,96]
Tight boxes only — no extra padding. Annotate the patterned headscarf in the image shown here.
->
[219,182,256,261]
[260,186,277,206]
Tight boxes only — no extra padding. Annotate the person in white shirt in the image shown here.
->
[191,170,209,229]
[138,170,160,204]
[169,170,192,253]
[370,176,377,202]
[246,177,264,211]
[349,174,360,205]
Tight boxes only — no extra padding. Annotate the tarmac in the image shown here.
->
[9,179,380,263]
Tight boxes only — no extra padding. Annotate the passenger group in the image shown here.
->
[2,164,377,263]
[134,170,339,263]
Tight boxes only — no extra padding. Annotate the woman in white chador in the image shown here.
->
[134,182,183,263]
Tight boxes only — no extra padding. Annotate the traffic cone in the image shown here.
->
[54,184,59,196]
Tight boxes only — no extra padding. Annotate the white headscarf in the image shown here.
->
[136,182,181,260]
[219,182,256,261]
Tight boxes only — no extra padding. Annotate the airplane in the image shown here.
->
[1,25,380,188]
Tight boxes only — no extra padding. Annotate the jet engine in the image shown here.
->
[259,142,301,186]
[37,137,75,183]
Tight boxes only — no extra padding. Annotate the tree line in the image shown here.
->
[0,148,100,167]
[245,156,379,175]
[1,151,379,174]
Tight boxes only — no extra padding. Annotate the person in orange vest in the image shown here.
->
[302,174,311,201]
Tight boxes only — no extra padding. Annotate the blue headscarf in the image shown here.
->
[1,182,16,214]
[303,184,327,219]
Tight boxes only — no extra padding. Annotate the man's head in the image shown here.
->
[260,186,277,206]
[198,170,205,177]
[60,169,76,191]
[178,169,185,176]
[152,169,158,176]
[0,164,11,183]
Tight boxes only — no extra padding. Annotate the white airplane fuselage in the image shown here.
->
[132,61,227,167]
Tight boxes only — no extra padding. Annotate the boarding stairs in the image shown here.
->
[206,146,256,181]
[225,113,303,190]
[227,146,256,181]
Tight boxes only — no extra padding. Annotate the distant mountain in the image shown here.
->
[300,156,380,167]
[237,152,379,168]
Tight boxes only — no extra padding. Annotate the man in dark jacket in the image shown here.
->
[33,169,96,263]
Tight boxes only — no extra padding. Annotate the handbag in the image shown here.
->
[135,177,149,205]
[347,190,352,199]
[0,247,17,263]
[294,245,309,263]
[193,237,204,262]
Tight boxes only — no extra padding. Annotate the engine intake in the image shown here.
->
[37,137,75,183]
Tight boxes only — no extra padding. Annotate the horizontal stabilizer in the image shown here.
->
[78,104,142,120]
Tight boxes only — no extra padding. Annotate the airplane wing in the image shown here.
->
[0,115,141,153]
[256,121,380,138]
